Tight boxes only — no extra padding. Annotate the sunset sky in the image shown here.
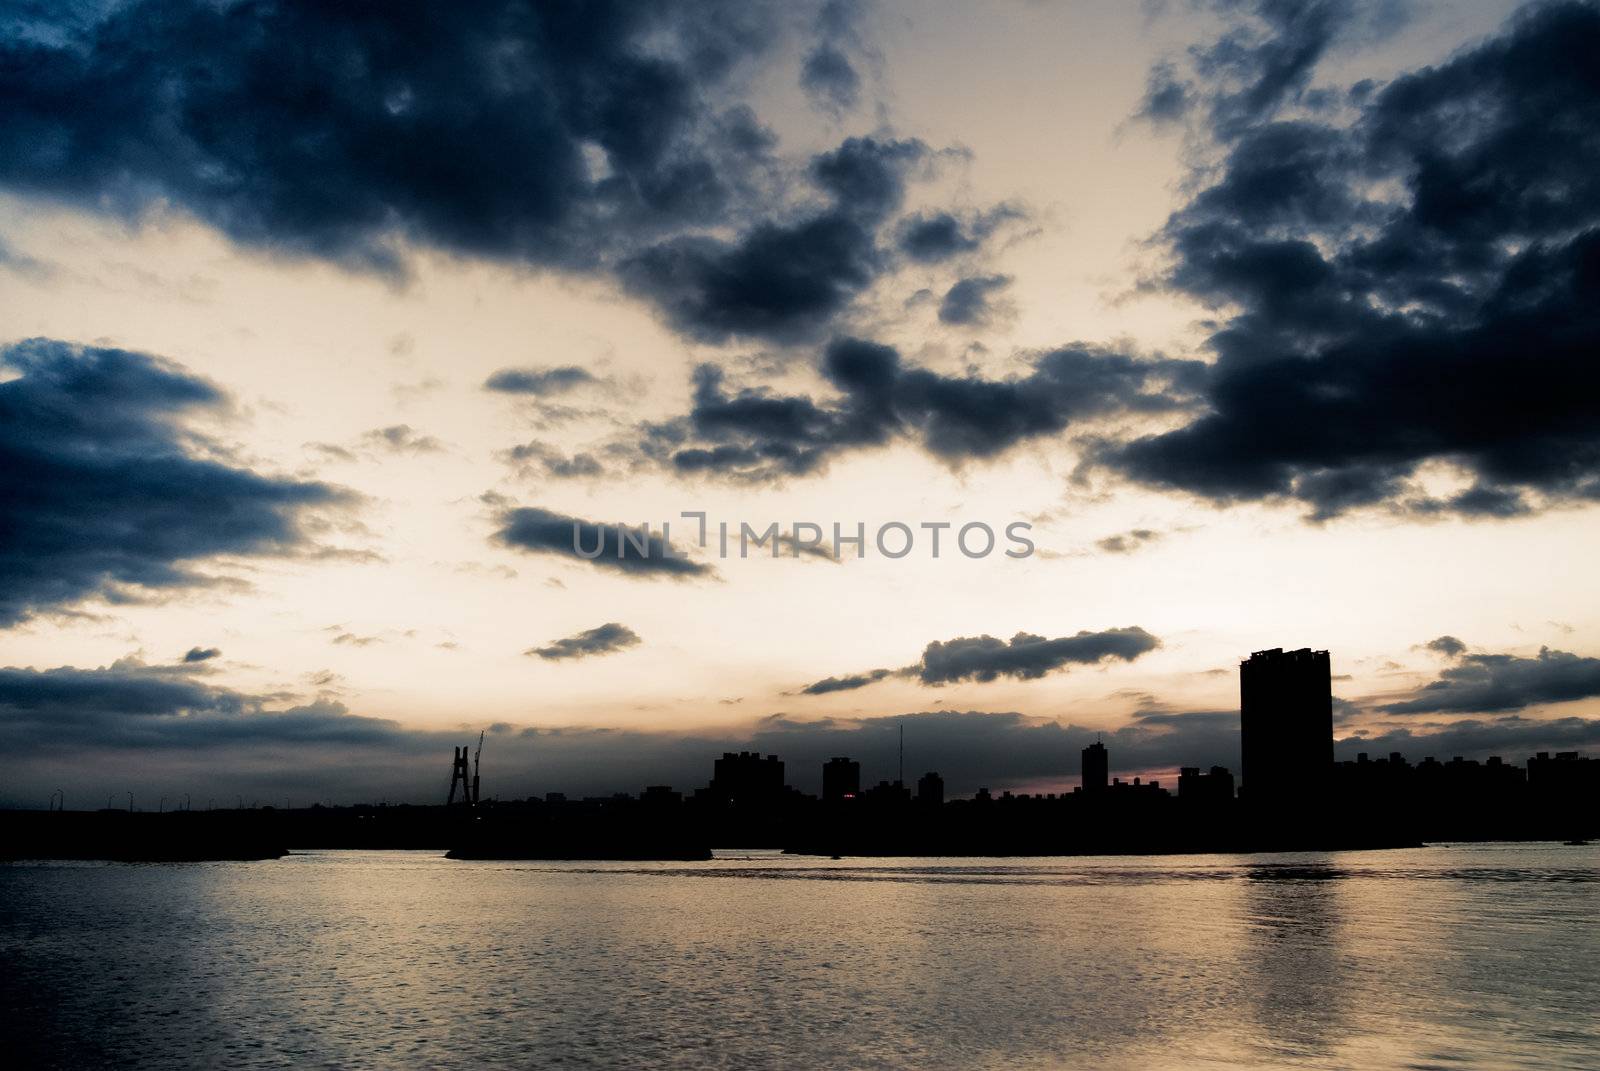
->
[3,0,1599,805]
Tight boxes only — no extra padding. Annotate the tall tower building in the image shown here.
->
[709,752,785,808]
[822,756,860,803]
[1240,648,1333,807]
[1082,740,1108,795]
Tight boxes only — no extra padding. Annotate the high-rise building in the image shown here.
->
[707,751,785,808]
[822,756,861,803]
[1240,648,1333,806]
[916,771,945,806]
[1082,741,1108,795]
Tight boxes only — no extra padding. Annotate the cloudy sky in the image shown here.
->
[3,0,1599,806]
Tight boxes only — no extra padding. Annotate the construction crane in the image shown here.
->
[472,729,484,806]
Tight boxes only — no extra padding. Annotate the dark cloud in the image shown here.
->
[893,204,1024,263]
[799,0,870,117]
[513,400,620,433]
[619,136,927,343]
[800,669,892,695]
[642,336,1204,480]
[774,529,841,562]
[310,425,445,463]
[811,135,926,217]
[527,622,642,661]
[1096,529,1162,555]
[1137,59,1192,125]
[0,661,447,807]
[1424,635,1467,658]
[0,660,438,763]
[1380,646,1600,715]
[492,506,713,579]
[362,424,443,454]
[306,441,359,463]
[1105,1,1600,520]
[619,215,880,344]
[800,45,860,115]
[0,339,347,627]
[0,662,247,724]
[917,627,1162,685]
[897,212,980,261]
[181,647,221,664]
[1142,1,1411,137]
[483,366,599,397]
[0,0,803,276]
[937,274,1011,326]
[501,440,607,480]
[0,1,947,346]
[801,626,1162,694]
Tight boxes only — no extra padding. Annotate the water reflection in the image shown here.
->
[1243,862,1347,881]
[1240,858,1351,1063]
[0,846,1595,1070]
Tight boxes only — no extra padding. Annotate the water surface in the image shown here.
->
[2,844,1596,1069]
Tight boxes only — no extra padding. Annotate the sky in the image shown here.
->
[3,0,1599,807]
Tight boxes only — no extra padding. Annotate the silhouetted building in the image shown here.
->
[1528,750,1597,795]
[822,756,860,803]
[1082,741,1108,795]
[1179,765,1235,803]
[705,751,785,809]
[1528,751,1599,837]
[917,771,945,806]
[860,779,911,805]
[640,785,681,807]
[1240,648,1332,807]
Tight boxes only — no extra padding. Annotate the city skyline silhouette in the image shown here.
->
[9,646,1594,861]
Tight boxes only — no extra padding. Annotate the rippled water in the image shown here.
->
[2,844,1597,1069]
